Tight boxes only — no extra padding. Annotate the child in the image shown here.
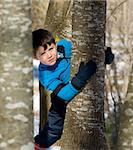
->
[32,29,114,149]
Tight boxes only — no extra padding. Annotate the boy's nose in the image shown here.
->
[47,51,52,57]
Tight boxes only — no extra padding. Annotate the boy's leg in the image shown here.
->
[34,93,67,148]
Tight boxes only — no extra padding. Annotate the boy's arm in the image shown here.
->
[39,76,79,101]
[51,60,97,101]
[39,60,97,102]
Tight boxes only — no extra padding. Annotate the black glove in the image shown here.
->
[71,60,97,90]
[105,47,114,64]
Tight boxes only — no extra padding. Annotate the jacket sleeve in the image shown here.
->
[57,39,72,58]
[39,72,79,101]
[57,82,79,101]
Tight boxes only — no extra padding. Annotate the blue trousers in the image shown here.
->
[34,93,67,148]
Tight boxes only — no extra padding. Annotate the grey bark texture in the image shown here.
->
[118,66,133,150]
[0,0,33,150]
[106,0,133,149]
[59,0,108,150]
[44,0,71,33]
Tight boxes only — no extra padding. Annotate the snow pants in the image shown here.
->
[34,93,67,148]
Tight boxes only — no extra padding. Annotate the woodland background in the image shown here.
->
[0,0,132,150]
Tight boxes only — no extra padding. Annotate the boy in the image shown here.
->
[32,29,114,149]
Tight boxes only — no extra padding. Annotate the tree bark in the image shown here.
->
[0,0,33,149]
[32,0,50,30]
[106,0,133,149]
[44,0,71,33]
[118,66,133,150]
[60,0,108,149]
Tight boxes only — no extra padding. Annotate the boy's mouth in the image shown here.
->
[48,58,55,63]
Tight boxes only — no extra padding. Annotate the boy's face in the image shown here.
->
[36,43,58,66]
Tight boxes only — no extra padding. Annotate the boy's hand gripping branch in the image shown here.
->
[105,47,114,65]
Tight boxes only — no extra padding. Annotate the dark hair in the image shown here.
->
[32,29,55,56]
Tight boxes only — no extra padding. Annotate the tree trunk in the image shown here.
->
[32,0,50,30]
[0,1,33,149]
[60,0,108,149]
[44,0,71,33]
[106,0,133,149]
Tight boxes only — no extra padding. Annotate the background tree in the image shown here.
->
[0,0,33,149]
[106,0,133,149]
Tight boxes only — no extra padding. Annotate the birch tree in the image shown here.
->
[0,0,33,150]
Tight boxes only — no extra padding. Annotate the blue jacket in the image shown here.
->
[39,39,79,101]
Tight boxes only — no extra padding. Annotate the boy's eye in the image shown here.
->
[48,47,53,51]
[41,52,46,55]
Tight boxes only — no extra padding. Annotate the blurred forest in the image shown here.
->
[0,0,33,150]
[32,0,133,150]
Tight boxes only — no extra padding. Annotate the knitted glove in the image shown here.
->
[105,47,114,64]
[71,60,97,90]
